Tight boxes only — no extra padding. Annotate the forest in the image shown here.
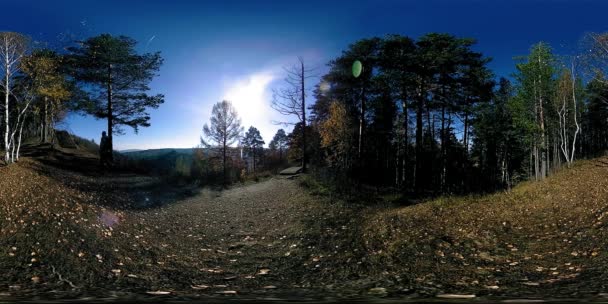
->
[6,5,608,300]
[285,32,608,196]
[3,31,608,197]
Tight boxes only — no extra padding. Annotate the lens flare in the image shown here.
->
[352,60,363,78]
[99,210,120,228]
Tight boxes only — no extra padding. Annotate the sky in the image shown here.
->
[3,0,608,150]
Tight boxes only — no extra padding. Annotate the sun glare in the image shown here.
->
[222,72,275,141]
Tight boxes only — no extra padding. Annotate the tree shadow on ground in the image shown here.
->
[20,143,204,210]
[593,159,608,167]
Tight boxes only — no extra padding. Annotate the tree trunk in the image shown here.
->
[252,148,256,173]
[440,97,446,192]
[570,64,580,165]
[107,64,114,162]
[414,82,424,193]
[16,112,26,161]
[401,93,408,188]
[358,85,366,162]
[4,59,10,163]
[537,55,547,179]
[43,96,48,143]
[223,138,227,186]
[300,60,307,172]
[463,112,469,155]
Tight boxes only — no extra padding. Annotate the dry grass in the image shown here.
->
[358,158,608,297]
[2,146,608,301]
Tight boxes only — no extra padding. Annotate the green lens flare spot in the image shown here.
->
[352,60,363,78]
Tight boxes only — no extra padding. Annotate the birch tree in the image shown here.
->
[554,62,581,167]
[0,32,29,164]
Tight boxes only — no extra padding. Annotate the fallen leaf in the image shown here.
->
[436,294,476,299]
[146,291,171,295]
[258,268,270,275]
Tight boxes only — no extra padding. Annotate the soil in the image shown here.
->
[1,145,608,303]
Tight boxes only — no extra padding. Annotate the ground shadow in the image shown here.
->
[594,159,608,167]
[20,143,203,210]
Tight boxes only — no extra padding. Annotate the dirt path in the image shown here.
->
[9,150,608,302]
[119,177,316,292]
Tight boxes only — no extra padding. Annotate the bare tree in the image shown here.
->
[555,60,581,167]
[582,32,608,84]
[271,57,315,172]
[201,100,243,185]
[0,32,29,164]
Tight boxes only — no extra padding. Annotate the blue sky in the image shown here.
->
[4,0,608,150]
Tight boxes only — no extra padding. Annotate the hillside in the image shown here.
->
[354,157,608,298]
[1,146,608,301]
[121,148,195,159]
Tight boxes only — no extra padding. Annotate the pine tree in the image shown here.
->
[269,129,288,160]
[242,126,265,173]
[66,34,164,161]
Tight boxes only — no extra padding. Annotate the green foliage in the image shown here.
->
[311,33,494,192]
[66,34,165,136]
[298,174,331,196]
[287,122,320,165]
[269,129,288,157]
[242,126,265,173]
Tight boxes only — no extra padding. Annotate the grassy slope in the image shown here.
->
[2,145,608,300]
[352,157,608,297]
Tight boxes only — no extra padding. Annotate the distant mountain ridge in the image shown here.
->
[120,148,196,159]
[119,149,143,153]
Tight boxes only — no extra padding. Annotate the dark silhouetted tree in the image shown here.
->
[66,34,164,162]
[269,128,288,160]
[242,126,265,173]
